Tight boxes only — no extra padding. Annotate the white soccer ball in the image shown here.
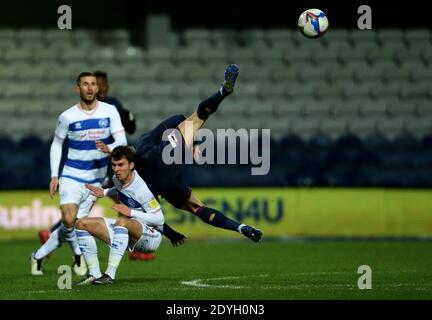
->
[298,8,329,38]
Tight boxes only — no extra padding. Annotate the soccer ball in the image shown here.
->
[298,8,329,38]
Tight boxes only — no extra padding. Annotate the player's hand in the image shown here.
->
[171,233,188,247]
[49,177,59,199]
[193,144,201,162]
[112,204,132,217]
[85,184,104,198]
[96,140,110,153]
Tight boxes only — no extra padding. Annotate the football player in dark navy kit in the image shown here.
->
[134,64,262,242]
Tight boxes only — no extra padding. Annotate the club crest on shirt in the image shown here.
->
[75,122,82,130]
[98,119,109,128]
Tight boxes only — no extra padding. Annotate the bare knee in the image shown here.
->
[75,219,87,230]
[62,213,76,228]
[114,217,129,228]
[182,194,204,214]
[61,205,78,228]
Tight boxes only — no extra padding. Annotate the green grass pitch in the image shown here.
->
[1,239,432,299]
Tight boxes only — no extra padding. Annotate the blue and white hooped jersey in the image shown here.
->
[55,101,124,184]
[112,171,163,226]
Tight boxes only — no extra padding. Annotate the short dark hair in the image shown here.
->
[94,70,108,81]
[76,72,96,85]
[111,145,136,163]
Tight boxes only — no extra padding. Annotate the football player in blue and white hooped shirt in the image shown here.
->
[74,146,164,284]
[30,72,127,276]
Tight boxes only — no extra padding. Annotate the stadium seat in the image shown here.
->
[268,65,298,82]
[353,65,382,82]
[329,98,360,118]
[319,117,349,139]
[174,47,202,65]
[16,28,43,44]
[146,47,173,65]
[302,100,332,118]
[210,29,239,48]
[405,116,432,139]
[0,65,18,82]
[404,29,431,47]
[183,28,212,48]
[376,117,405,139]
[386,101,416,118]
[16,100,48,116]
[254,47,284,65]
[271,98,300,117]
[315,82,345,99]
[200,47,227,65]
[348,118,377,139]
[369,82,402,100]
[381,66,411,82]
[289,117,320,140]
[394,47,424,65]
[3,47,32,63]
[115,46,146,65]
[358,99,389,118]
[157,65,186,83]
[376,29,404,45]
[399,83,430,100]
[348,30,378,46]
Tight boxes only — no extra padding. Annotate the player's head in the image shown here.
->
[111,146,136,182]
[94,70,109,101]
[75,72,98,104]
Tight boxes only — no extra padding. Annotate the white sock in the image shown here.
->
[34,228,62,260]
[105,226,129,280]
[238,224,246,234]
[58,223,82,256]
[76,229,102,278]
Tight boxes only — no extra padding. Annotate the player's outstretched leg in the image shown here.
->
[238,224,263,242]
[195,206,263,242]
[196,63,239,121]
[178,64,239,150]
[182,192,263,242]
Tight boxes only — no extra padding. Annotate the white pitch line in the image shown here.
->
[180,272,345,289]
[180,272,432,291]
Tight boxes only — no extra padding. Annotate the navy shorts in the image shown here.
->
[135,115,192,209]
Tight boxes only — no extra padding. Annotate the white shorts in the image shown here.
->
[103,218,162,253]
[59,177,98,219]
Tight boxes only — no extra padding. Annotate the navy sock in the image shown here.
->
[196,91,225,120]
[196,206,240,231]
[50,220,62,232]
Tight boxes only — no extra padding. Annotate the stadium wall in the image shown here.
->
[1,188,431,240]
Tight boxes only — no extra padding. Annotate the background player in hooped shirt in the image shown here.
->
[75,146,165,284]
[30,72,127,276]
[36,70,149,260]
